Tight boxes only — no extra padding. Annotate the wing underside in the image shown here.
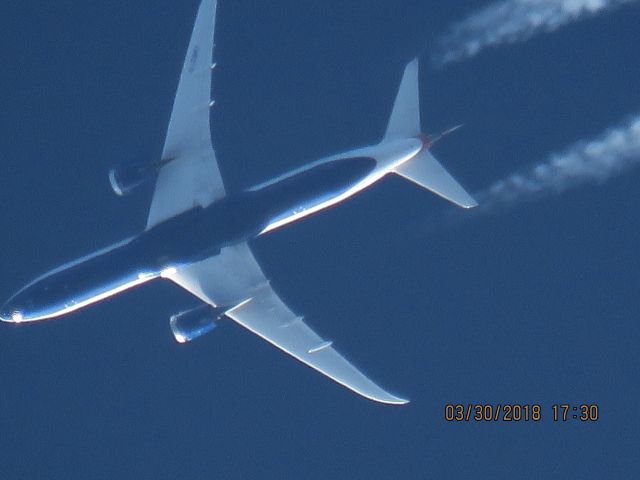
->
[147,0,225,229]
[226,284,408,405]
[166,244,408,405]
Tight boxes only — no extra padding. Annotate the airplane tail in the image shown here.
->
[384,58,477,209]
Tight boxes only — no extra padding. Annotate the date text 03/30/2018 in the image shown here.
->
[444,404,599,422]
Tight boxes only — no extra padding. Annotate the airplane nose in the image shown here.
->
[1,310,25,323]
[0,303,18,323]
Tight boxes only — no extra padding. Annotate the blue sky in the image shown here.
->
[1,1,639,478]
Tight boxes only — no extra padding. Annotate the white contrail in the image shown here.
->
[433,0,638,66]
[476,114,640,213]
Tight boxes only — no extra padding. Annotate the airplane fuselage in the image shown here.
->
[1,138,423,323]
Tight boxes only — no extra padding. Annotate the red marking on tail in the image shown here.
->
[416,133,432,152]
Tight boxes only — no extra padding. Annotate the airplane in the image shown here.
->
[0,0,476,405]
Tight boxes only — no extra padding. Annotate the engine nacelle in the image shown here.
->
[109,160,162,196]
[170,304,225,343]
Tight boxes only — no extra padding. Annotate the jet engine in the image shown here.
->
[170,304,226,343]
[108,160,165,196]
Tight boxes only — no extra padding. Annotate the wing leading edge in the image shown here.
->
[166,244,408,405]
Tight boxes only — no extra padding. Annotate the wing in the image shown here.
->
[165,243,408,405]
[147,0,225,229]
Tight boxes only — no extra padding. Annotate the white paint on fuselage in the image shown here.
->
[256,137,423,235]
[22,274,159,323]
[0,232,162,323]
[14,236,136,299]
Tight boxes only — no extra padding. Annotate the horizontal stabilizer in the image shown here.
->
[395,150,477,208]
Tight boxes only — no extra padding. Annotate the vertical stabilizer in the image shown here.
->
[384,58,421,140]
